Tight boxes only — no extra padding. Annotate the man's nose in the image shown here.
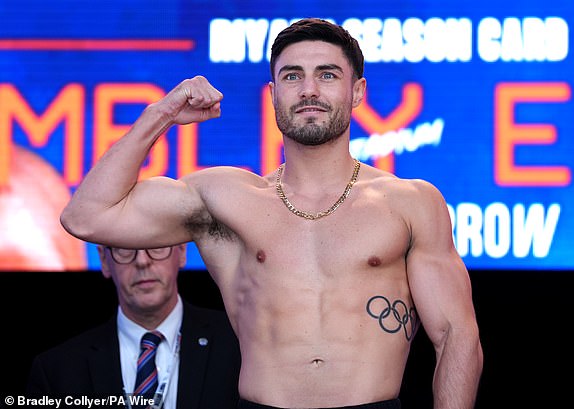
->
[298,77,320,99]
[133,249,152,266]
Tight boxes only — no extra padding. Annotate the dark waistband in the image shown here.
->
[237,398,401,409]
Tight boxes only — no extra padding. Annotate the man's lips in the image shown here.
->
[134,278,159,287]
[295,106,327,113]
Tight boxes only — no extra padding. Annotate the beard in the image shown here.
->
[275,98,351,146]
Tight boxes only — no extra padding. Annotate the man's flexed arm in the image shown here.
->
[60,77,223,248]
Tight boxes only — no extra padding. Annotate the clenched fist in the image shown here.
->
[158,76,223,125]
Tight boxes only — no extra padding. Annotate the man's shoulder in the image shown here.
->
[181,301,239,347]
[362,164,439,195]
[183,300,229,323]
[183,165,267,186]
[32,318,116,362]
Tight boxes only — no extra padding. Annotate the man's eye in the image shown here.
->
[285,73,299,80]
[321,72,335,79]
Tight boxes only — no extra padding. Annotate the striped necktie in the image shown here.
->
[133,331,164,407]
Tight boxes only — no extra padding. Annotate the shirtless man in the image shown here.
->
[61,18,483,409]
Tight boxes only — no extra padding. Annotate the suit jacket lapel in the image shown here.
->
[177,303,214,409]
[88,317,125,396]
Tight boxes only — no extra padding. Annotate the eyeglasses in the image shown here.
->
[107,247,173,265]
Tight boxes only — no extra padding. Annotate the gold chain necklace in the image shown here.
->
[275,159,361,220]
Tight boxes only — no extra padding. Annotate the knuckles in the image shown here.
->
[179,76,222,107]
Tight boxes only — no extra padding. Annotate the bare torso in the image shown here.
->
[59,70,481,409]
[190,164,420,407]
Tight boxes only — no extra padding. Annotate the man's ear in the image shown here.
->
[97,245,112,279]
[269,81,276,106]
[177,244,187,269]
[352,77,367,108]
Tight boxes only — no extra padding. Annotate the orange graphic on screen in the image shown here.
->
[0,145,87,271]
[495,82,571,187]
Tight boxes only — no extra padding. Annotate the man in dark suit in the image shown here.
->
[27,244,241,409]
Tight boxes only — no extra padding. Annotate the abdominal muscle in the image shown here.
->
[234,274,412,408]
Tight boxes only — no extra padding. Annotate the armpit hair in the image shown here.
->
[184,212,235,241]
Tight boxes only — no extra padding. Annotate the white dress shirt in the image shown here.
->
[118,296,183,409]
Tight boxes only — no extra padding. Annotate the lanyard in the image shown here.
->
[151,330,182,409]
[124,329,182,409]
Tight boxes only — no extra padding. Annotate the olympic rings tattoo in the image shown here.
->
[366,295,419,341]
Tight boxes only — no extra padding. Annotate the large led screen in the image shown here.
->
[1,0,572,271]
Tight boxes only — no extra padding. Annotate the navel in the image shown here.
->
[310,358,325,368]
[256,250,266,263]
[368,256,382,267]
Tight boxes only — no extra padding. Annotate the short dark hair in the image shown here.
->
[270,18,364,81]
